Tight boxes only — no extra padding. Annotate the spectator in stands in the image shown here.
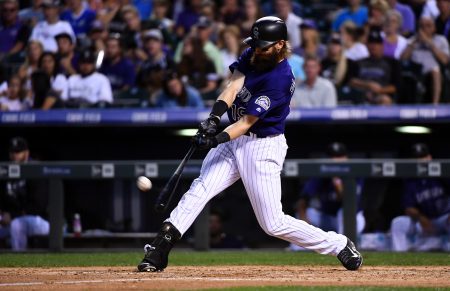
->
[18,0,44,27]
[120,5,143,57]
[288,142,365,251]
[29,0,75,52]
[435,0,450,43]
[200,1,224,45]
[240,0,264,38]
[390,143,450,252]
[422,0,440,20]
[55,32,78,76]
[99,33,136,95]
[197,15,224,74]
[132,0,153,20]
[86,20,108,54]
[262,0,303,19]
[66,50,113,107]
[177,35,219,101]
[341,21,369,61]
[321,33,357,89]
[60,0,96,38]
[0,137,49,251]
[0,65,7,97]
[387,0,416,36]
[136,29,176,100]
[150,0,174,33]
[218,25,241,80]
[367,0,390,32]
[0,0,30,57]
[349,29,401,105]
[219,0,245,25]
[175,16,224,77]
[275,0,303,51]
[38,52,68,100]
[401,16,450,104]
[209,209,245,249]
[288,52,306,84]
[154,71,203,108]
[17,41,43,89]
[383,10,408,59]
[332,0,369,31]
[174,0,203,40]
[291,55,337,108]
[30,70,64,109]
[295,19,327,59]
[0,75,24,111]
[97,0,127,34]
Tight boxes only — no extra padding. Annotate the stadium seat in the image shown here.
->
[114,87,150,108]
[440,64,450,104]
[397,60,425,104]
[337,86,366,105]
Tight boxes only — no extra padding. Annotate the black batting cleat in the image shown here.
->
[137,222,181,272]
[337,238,363,271]
[137,244,163,272]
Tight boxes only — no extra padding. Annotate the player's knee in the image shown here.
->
[391,216,410,233]
[260,220,286,237]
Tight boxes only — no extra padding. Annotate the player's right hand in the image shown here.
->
[198,115,220,136]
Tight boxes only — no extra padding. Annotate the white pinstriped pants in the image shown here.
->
[167,134,347,255]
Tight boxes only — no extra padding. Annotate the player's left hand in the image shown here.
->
[198,115,220,136]
[192,133,218,150]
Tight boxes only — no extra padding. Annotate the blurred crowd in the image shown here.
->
[0,0,449,111]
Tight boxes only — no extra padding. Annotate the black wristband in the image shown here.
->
[210,100,228,121]
[215,131,231,145]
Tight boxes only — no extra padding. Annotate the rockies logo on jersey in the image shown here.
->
[255,96,271,110]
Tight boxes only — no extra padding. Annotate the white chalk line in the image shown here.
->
[0,276,302,287]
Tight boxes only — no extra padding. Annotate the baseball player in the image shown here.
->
[289,143,366,252]
[138,16,363,272]
[391,143,450,251]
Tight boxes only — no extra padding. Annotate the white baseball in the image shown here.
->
[137,176,152,191]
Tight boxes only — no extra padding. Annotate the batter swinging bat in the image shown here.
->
[154,144,196,213]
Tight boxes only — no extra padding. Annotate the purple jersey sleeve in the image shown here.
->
[229,47,253,74]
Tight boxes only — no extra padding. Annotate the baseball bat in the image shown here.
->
[154,144,196,213]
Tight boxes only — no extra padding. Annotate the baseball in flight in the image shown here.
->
[137,176,152,191]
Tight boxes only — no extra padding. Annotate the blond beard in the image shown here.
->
[250,49,282,72]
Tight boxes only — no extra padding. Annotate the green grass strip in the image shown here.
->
[0,251,448,268]
[202,288,449,291]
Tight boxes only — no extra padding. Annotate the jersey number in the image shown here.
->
[231,104,245,121]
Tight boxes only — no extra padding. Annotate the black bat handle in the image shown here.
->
[154,145,196,213]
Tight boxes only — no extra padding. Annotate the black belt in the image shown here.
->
[244,132,280,138]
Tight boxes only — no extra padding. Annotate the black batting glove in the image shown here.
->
[198,115,220,136]
[192,133,218,150]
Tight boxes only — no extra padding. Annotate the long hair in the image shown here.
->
[178,36,211,74]
[38,52,60,78]
[24,40,44,67]
[280,40,292,60]
[334,52,348,86]
[30,70,53,109]
[162,71,188,107]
